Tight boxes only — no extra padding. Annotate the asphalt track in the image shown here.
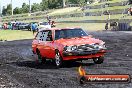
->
[0,31,132,88]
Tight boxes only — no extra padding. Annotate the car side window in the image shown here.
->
[45,30,53,41]
[36,30,52,41]
[36,32,42,40]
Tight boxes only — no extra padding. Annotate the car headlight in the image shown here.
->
[66,46,72,52]
[64,45,77,52]
[100,42,106,48]
[71,46,77,51]
[92,43,106,49]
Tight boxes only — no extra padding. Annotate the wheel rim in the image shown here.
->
[55,52,61,66]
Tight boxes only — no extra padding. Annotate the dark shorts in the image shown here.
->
[33,30,36,33]
[33,30,36,32]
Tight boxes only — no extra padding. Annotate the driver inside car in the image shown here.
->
[59,31,66,39]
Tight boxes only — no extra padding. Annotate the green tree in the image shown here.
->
[2,6,7,16]
[48,0,62,9]
[68,0,86,6]
[40,0,49,11]
[31,3,41,12]
[13,7,22,14]
[22,3,29,13]
[6,4,12,15]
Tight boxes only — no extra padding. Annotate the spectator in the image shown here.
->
[128,7,132,15]
[46,15,51,21]
[105,22,109,31]
[35,22,38,31]
[8,22,12,30]
[3,23,7,29]
[51,21,56,28]
[10,23,13,30]
[12,23,15,30]
[46,15,51,25]
[31,23,37,35]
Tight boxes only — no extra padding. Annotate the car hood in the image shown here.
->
[55,36,104,46]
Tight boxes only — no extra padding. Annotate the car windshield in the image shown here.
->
[55,28,88,40]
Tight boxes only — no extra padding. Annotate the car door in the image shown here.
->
[36,30,55,58]
[37,31,48,57]
[32,32,42,54]
[40,30,54,58]
[44,30,55,58]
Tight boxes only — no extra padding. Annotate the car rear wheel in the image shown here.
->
[93,57,104,64]
[55,51,63,68]
[36,50,46,64]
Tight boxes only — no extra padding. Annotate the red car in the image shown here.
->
[32,28,106,67]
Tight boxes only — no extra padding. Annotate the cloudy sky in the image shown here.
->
[1,0,42,9]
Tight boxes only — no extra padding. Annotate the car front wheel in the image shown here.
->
[93,57,104,64]
[55,51,63,68]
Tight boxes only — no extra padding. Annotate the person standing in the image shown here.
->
[3,23,7,30]
[105,22,108,31]
[128,7,132,16]
[31,23,37,35]
[46,15,51,25]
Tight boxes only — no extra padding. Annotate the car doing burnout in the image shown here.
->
[32,28,107,67]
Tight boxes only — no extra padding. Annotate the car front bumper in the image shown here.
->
[63,49,106,56]
[62,49,106,61]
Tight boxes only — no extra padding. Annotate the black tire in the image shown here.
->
[93,57,104,64]
[36,50,46,64]
[18,26,20,30]
[54,50,63,68]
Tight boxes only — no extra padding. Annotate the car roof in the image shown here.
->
[39,27,81,31]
